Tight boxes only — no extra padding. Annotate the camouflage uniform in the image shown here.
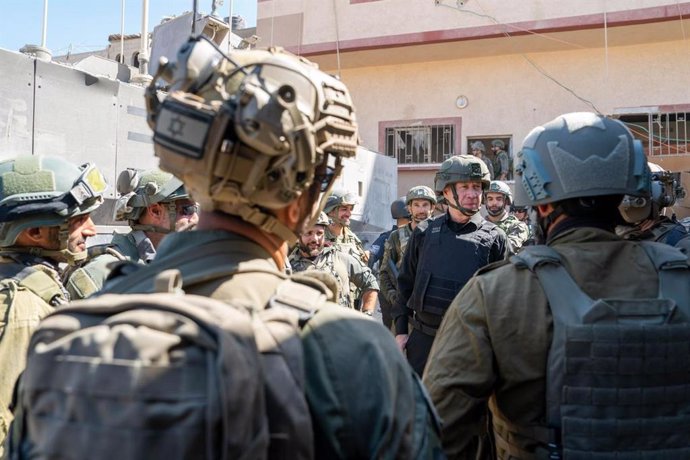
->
[289,244,379,309]
[493,211,530,253]
[325,226,368,265]
[379,223,414,305]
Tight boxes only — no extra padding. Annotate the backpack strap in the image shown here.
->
[106,238,285,294]
[639,241,690,313]
[0,262,65,306]
[510,245,594,322]
[268,274,330,326]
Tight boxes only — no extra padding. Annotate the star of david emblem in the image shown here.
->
[168,115,185,138]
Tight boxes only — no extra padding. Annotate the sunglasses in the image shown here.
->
[178,204,199,217]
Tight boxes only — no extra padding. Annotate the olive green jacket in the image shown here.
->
[423,227,671,459]
[379,224,413,304]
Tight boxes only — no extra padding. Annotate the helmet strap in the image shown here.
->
[447,187,480,217]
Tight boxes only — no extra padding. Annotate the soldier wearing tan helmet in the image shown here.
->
[490,139,511,180]
[290,212,379,312]
[470,140,495,179]
[392,156,508,375]
[24,37,440,458]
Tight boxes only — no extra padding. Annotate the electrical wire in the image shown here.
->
[332,0,342,78]
[437,0,602,114]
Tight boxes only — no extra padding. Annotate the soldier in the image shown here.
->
[367,196,411,328]
[617,162,689,247]
[511,204,535,246]
[290,212,379,312]
[73,39,440,457]
[424,112,690,458]
[490,139,510,180]
[64,167,198,299]
[379,185,436,331]
[484,180,530,252]
[324,189,369,264]
[392,155,509,375]
[0,155,105,449]
[470,140,495,179]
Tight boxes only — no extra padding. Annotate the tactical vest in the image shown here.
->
[290,247,352,308]
[650,220,688,247]
[410,217,499,331]
[502,243,690,459]
[396,225,413,268]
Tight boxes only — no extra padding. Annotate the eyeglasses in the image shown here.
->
[178,203,199,217]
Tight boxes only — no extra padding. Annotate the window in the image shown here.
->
[380,118,461,165]
[132,52,140,68]
[618,110,690,156]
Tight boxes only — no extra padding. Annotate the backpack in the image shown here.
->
[6,269,270,460]
[511,243,690,459]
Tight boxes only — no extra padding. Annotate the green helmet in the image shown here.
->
[513,112,648,207]
[434,155,491,194]
[0,155,106,264]
[491,139,505,149]
[390,196,411,220]
[324,190,359,215]
[145,36,358,244]
[406,185,437,205]
[470,141,486,152]
[114,168,189,233]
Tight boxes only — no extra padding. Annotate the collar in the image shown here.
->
[547,225,622,246]
[445,211,483,233]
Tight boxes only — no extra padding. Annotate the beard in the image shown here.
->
[299,241,323,257]
[486,205,504,217]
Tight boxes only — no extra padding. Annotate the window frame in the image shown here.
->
[378,117,462,169]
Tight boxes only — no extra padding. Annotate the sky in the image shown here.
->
[0,0,257,55]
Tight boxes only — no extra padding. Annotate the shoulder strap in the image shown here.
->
[106,238,285,294]
[268,274,329,326]
[639,241,690,311]
[0,262,64,306]
[510,245,593,323]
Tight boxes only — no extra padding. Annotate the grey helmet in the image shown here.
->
[406,186,437,206]
[434,155,491,216]
[114,168,190,233]
[0,155,106,264]
[485,180,512,217]
[470,141,486,153]
[315,211,331,227]
[491,139,505,149]
[513,112,648,207]
[619,163,685,223]
[390,196,411,220]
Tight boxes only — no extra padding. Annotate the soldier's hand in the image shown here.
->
[395,334,408,353]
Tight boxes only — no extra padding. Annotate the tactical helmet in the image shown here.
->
[406,185,437,206]
[145,35,358,244]
[315,211,330,226]
[486,180,513,205]
[324,190,359,215]
[513,112,648,207]
[619,163,685,223]
[434,155,491,194]
[390,196,411,219]
[491,139,505,149]
[470,141,486,152]
[0,155,106,264]
[114,168,187,219]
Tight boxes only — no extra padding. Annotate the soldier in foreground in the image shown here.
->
[617,162,689,247]
[8,39,442,458]
[290,212,379,312]
[484,180,530,252]
[424,112,690,459]
[392,156,508,375]
[0,155,105,450]
[64,167,198,299]
[379,186,436,331]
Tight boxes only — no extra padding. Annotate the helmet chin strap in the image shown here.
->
[3,222,87,266]
[130,203,180,235]
[447,187,480,217]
